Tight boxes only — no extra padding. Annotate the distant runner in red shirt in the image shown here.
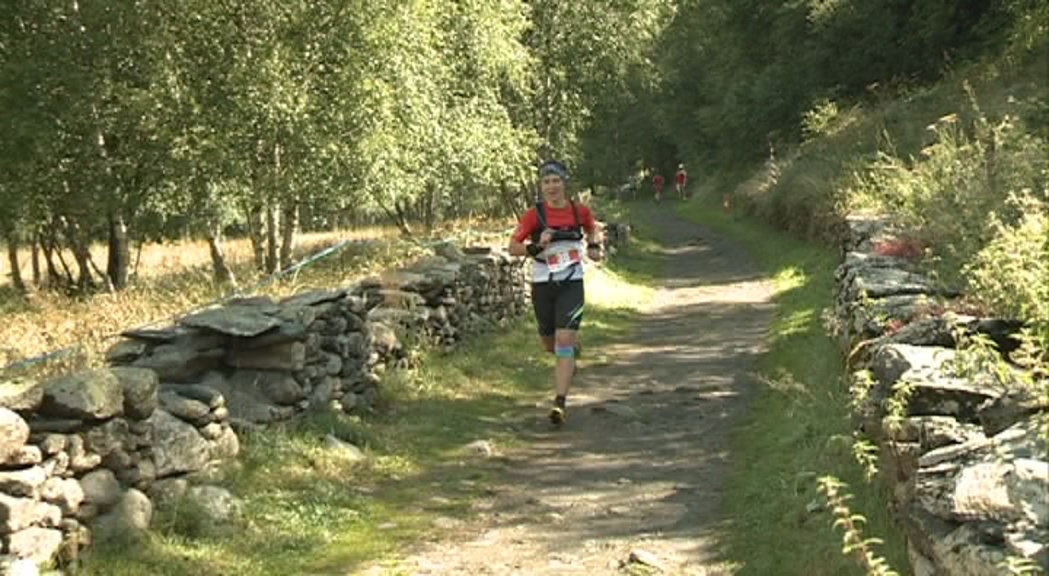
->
[675,164,688,200]
[652,172,664,203]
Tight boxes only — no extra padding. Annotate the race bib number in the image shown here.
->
[544,242,582,274]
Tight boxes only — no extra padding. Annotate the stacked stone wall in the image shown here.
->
[835,216,1047,575]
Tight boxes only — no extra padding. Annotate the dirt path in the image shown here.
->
[365,208,776,575]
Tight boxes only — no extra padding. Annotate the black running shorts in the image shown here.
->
[531,280,584,336]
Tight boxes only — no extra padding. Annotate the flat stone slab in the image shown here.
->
[120,325,186,342]
[105,339,149,363]
[226,296,279,309]
[41,369,124,420]
[280,289,348,308]
[179,307,281,337]
[842,251,915,272]
[845,267,942,299]
[0,378,45,412]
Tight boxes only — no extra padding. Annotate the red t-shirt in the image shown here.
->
[653,174,664,187]
[512,202,597,242]
[675,170,687,185]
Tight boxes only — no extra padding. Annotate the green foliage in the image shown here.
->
[853,88,1048,270]
[0,0,549,292]
[882,377,916,439]
[964,200,1049,341]
[802,99,844,141]
[950,327,1048,402]
[152,494,231,540]
[850,437,880,483]
[527,0,674,189]
[1000,0,1049,64]
[836,79,1048,340]
[999,554,1047,576]
[637,0,1047,222]
[817,476,901,576]
[4,0,1038,292]
[848,370,875,413]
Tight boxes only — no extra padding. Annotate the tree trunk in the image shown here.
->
[245,201,266,271]
[64,217,94,291]
[421,185,436,234]
[40,232,65,287]
[279,198,298,268]
[88,252,114,293]
[499,181,526,220]
[265,200,280,274]
[393,198,414,238]
[4,232,26,294]
[71,244,93,290]
[348,202,360,228]
[131,239,144,281]
[106,213,130,290]
[30,236,41,287]
[368,187,414,238]
[206,225,236,286]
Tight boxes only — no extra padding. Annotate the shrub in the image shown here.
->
[850,85,1048,325]
[963,193,1049,341]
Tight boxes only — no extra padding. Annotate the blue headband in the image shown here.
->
[539,161,569,182]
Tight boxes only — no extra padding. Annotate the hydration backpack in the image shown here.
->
[530,200,583,262]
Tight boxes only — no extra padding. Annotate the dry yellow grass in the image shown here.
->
[0,226,400,287]
[0,218,515,376]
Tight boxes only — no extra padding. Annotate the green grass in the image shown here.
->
[75,249,654,576]
[674,196,911,576]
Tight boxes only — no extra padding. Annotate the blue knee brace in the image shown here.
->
[554,345,575,358]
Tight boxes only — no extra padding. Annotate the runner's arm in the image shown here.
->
[509,238,532,257]
[580,208,603,249]
[509,210,540,257]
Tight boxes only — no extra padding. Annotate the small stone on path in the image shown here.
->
[432,516,462,529]
[628,548,666,571]
[465,440,494,457]
[594,403,638,418]
[324,434,366,461]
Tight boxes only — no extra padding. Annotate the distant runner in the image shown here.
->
[652,172,665,203]
[675,164,688,200]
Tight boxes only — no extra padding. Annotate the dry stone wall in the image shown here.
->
[0,364,233,570]
[0,241,542,573]
[111,245,528,428]
[835,215,1048,575]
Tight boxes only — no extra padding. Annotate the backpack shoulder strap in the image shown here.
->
[536,201,548,229]
[531,202,546,245]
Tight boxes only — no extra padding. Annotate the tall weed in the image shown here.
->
[848,84,1048,327]
[964,198,1049,341]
